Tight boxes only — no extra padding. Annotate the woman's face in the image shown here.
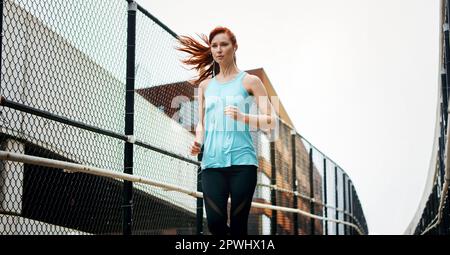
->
[210,33,236,64]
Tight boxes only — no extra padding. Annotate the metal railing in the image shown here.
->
[407,0,450,235]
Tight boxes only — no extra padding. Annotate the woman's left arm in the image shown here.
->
[224,75,278,132]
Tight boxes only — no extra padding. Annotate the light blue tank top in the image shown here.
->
[201,71,259,170]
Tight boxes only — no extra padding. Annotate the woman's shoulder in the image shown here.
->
[199,77,213,91]
[243,72,262,85]
[242,73,263,94]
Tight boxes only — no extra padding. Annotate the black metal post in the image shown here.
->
[196,148,204,235]
[349,183,354,235]
[355,197,360,234]
[309,148,315,235]
[123,0,137,235]
[291,130,298,235]
[270,140,277,235]
[444,20,450,121]
[447,0,450,25]
[342,174,347,235]
[425,198,430,234]
[442,72,449,128]
[334,166,339,235]
[431,187,437,234]
[444,194,450,234]
[440,133,445,187]
[323,158,328,235]
[436,185,442,235]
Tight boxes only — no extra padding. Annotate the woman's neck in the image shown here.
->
[218,63,240,78]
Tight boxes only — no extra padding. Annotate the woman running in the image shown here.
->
[177,26,277,235]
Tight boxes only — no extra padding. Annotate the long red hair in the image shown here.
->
[176,26,237,86]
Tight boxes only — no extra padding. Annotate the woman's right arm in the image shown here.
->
[190,80,206,156]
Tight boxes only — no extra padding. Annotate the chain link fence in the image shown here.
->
[0,0,367,235]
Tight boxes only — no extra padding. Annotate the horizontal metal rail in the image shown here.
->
[257,183,364,232]
[0,150,364,235]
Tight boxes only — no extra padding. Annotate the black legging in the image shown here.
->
[201,165,257,236]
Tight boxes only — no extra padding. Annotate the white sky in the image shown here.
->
[138,0,440,235]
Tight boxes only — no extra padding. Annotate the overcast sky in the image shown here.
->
[138,0,440,234]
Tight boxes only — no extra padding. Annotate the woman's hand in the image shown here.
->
[190,140,202,156]
[224,105,245,122]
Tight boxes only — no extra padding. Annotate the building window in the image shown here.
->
[178,100,198,127]
[255,171,271,201]
[261,214,271,235]
[259,133,271,162]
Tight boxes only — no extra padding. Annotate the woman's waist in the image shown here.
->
[203,138,256,153]
[204,131,253,145]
